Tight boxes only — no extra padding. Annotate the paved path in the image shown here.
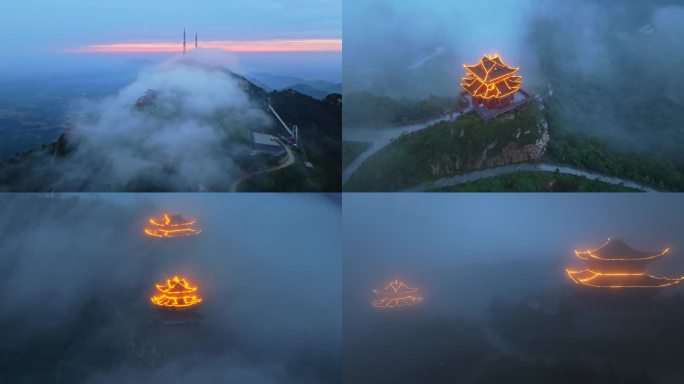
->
[342,111,468,184]
[343,104,656,192]
[229,144,295,192]
[402,162,657,192]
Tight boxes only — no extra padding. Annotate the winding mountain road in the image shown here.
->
[343,105,657,192]
[229,144,295,192]
[402,162,657,192]
[342,111,467,184]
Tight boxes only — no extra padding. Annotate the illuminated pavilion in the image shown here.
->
[151,275,203,309]
[371,279,424,308]
[566,238,683,288]
[144,213,202,238]
[461,54,522,109]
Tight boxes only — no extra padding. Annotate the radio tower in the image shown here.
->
[195,33,198,49]
[183,28,186,54]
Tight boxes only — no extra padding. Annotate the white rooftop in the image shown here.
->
[251,132,281,147]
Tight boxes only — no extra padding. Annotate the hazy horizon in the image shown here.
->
[0,0,341,81]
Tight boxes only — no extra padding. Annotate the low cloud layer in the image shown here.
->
[344,0,684,98]
[343,193,684,324]
[343,0,684,154]
[0,193,341,383]
[51,49,271,190]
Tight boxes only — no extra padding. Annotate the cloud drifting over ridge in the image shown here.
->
[46,49,272,191]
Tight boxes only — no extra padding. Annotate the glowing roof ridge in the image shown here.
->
[566,269,683,288]
[371,279,424,308]
[566,238,682,289]
[574,237,670,261]
[373,279,419,295]
[144,213,202,238]
[461,54,522,100]
[151,275,203,308]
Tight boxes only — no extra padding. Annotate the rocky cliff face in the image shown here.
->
[485,120,549,167]
[484,97,549,168]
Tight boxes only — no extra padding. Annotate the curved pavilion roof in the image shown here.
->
[574,238,670,262]
[461,54,521,99]
[145,213,202,238]
[566,269,683,288]
[371,280,423,308]
[373,279,419,295]
[463,55,519,83]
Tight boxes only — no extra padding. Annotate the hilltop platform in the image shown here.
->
[463,89,533,121]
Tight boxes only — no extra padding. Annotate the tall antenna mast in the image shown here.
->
[183,28,186,54]
[195,33,198,49]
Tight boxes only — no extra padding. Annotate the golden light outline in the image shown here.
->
[371,279,424,308]
[151,275,203,308]
[566,269,683,288]
[144,213,202,238]
[460,54,522,100]
[574,238,670,261]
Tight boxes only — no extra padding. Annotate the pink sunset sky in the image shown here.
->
[66,38,341,54]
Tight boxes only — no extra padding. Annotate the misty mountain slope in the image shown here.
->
[342,0,684,191]
[343,92,462,127]
[0,60,341,192]
[345,105,545,191]
[527,7,684,191]
[486,289,684,383]
[344,260,684,383]
[240,91,342,191]
[0,194,341,384]
[245,73,342,100]
[344,314,495,384]
[529,2,684,149]
[285,83,332,100]
[229,72,270,104]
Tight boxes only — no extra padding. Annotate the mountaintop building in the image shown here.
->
[566,238,682,289]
